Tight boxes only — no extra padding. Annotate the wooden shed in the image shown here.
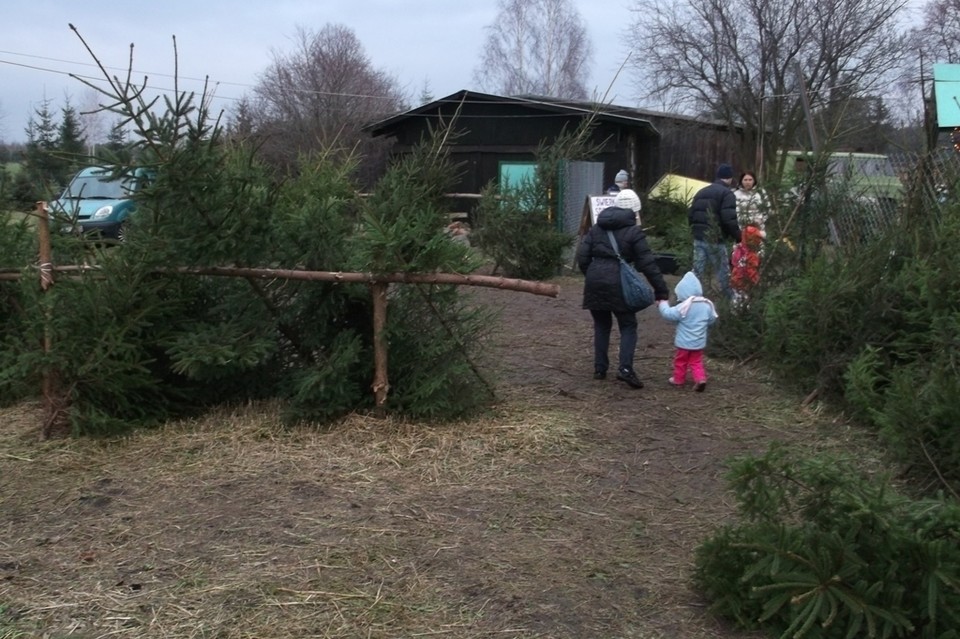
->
[364,90,660,195]
[364,90,745,193]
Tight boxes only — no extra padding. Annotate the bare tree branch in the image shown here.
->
[626,0,909,174]
[474,0,594,99]
[248,24,407,179]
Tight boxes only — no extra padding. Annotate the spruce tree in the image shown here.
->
[99,120,131,164]
[57,98,87,180]
[0,32,498,435]
[23,98,60,192]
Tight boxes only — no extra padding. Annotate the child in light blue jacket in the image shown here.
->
[657,271,718,392]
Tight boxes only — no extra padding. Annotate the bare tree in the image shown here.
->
[78,88,108,155]
[250,24,407,178]
[902,0,960,116]
[915,0,960,63]
[902,0,960,148]
[474,0,593,99]
[627,0,909,176]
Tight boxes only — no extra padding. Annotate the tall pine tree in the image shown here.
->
[57,97,87,181]
[24,98,61,191]
[99,119,132,164]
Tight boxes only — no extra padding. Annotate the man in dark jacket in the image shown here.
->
[577,189,670,389]
[689,164,741,299]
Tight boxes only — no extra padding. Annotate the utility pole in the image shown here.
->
[794,61,820,153]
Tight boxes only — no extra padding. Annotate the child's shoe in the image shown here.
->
[694,381,707,392]
[667,377,684,387]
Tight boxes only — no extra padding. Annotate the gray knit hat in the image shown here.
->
[614,169,629,185]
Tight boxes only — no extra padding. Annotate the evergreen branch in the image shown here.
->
[918,437,960,501]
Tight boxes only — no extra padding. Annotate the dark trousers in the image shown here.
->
[590,309,638,374]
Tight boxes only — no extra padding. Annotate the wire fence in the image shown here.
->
[823,149,960,248]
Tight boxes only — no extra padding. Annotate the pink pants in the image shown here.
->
[672,348,706,384]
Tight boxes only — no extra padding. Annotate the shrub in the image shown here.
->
[695,445,960,638]
[471,180,573,280]
[641,196,691,272]
[0,58,500,434]
[840,191,960,486]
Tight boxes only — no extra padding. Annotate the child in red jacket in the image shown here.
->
[730,225,765,307]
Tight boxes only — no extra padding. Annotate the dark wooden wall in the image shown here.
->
[374,97,743,195]
[379,100,660,194]
[643,116,744,182]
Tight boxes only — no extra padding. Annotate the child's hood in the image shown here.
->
[675,271,703,301]
[743,225,766,249]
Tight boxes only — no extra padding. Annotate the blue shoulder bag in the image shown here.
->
[606,230,655,312]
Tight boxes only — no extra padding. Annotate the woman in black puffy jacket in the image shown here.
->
[577,189,669,389]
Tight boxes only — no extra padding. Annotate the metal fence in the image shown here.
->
[826,149,960,247]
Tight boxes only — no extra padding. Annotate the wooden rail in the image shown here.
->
[16,202,560,436]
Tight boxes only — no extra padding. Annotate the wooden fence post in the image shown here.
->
[36,201,61,438]
[37,201,53,291]
[370,282,389,410]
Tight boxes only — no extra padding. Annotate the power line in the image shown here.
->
[0,49,406,102]
[0,57,245,106]
[0,48,250,89]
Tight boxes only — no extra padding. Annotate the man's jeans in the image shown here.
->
[692,239,732,299]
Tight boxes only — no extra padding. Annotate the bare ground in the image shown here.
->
[0,274,869,638]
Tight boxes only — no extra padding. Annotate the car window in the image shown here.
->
[62,172,137,199]
[857,158,896,178]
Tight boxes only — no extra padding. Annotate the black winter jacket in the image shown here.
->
[688,181,741,243]
[577,207,669,312]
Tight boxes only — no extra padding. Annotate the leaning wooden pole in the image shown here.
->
[171,267,560,298]
[0,266,562,298]
[370,283,389,410]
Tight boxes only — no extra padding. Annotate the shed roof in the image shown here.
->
[364,89,662,138]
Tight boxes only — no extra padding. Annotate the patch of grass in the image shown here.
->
[0,604,26,639]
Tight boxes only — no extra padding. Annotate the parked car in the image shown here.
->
[50,166,153,242]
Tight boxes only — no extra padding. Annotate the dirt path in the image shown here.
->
[464,274,793,638]
[0,274,810,638]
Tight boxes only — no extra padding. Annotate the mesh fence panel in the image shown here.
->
[826,150,960,248]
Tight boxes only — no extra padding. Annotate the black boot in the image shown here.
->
[616,367,643,389]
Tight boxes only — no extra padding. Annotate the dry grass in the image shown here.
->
[1,401,603,638]
[0,278,891,639]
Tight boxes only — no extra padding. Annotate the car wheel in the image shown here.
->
[116,222,128,244]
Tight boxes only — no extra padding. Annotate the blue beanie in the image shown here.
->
[716,164,734,180]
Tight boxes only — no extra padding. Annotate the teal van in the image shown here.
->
[51,166,153,242]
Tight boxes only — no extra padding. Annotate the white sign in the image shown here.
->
[589,196,617,224]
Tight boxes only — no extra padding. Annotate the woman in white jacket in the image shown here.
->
[733,171,768,234]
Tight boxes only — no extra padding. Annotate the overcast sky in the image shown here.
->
[0,0,639,144]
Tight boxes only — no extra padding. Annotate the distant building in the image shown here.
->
[364,90,744,194]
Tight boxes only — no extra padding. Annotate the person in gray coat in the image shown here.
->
[577,189,669,389]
